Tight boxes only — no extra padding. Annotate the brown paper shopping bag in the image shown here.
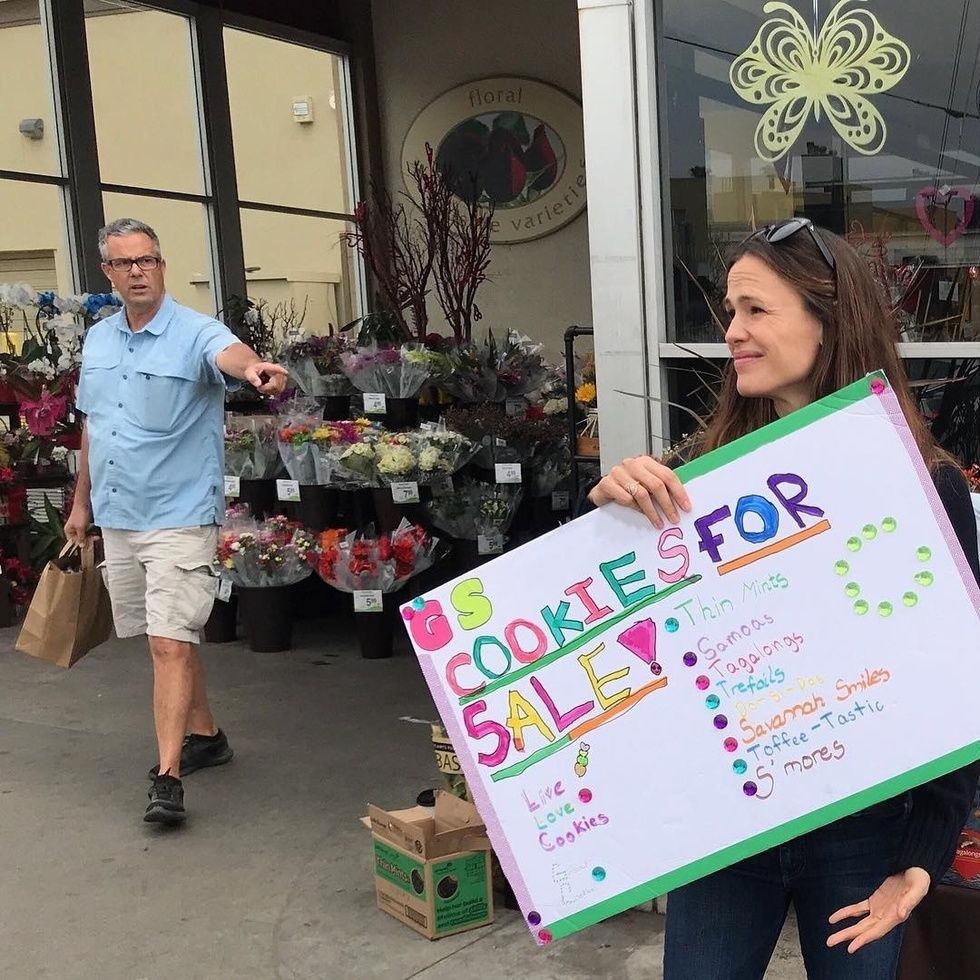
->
[16,541,113,668]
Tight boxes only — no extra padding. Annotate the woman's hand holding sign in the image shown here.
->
[588,456,692,529]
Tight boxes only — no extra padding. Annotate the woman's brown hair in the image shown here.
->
[695,225,954,471]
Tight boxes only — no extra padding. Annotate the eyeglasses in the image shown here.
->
[103,255,162,272]
[745,218,835,275]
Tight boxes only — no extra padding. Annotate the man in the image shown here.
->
[65,217,288,825]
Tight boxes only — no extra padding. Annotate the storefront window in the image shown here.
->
[663,0,980,344]
[0,179,73,295]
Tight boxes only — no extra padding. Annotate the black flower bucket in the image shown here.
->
[239,584,294,652]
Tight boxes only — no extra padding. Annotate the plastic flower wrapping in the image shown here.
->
[424,480,523,541]
[313,418,384,488]
[315,519,443,593]
[279,334,355,397]
[443,402,567,470]
[339,344,436,398]
[275,396,326,484]
[215,514,318,588]
[431,331,550,403]
[224,419,282,480]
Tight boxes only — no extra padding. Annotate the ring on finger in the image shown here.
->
[625,481,641,497]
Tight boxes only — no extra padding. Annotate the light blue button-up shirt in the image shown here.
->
[76,294,240,531]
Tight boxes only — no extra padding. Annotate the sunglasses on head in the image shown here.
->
[745,218,836,275]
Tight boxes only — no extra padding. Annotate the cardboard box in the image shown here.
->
[943,780,980,890]
[363,791,494,939]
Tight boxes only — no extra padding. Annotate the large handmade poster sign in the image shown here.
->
[402,374,980,944]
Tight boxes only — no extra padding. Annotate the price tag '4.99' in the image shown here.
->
[495,462,523,484]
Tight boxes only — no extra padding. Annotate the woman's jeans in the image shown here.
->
[664,796,912,980]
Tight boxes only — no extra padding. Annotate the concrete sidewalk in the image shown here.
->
[0,622,805,980]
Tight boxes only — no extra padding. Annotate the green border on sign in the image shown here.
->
[674,372,883,483]
[546,741,980,940]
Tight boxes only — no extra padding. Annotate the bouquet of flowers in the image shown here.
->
[372,426,478,487]
[532,366,569,417]
[443,403,566,470]
[215,514,318,588]
[312,417,383,488]
[425,479,523,542]
[275,396,324,484]
[375,432,417,486]
[315,519,442,593]
[340,344,436,398]
[493,331,550,399]
[224,419,282,480]
[279,333,355,397]
[429,343,500,403]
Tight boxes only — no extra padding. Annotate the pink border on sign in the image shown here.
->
[879,386,980,612]
[414,652,537,916]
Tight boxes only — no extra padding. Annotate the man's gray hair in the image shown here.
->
[98,218,162,261]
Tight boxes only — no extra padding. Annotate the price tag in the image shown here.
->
[391,481,420,504]
[505,397,525,417]
[216,578,232,602]
[477,531,504,555]
[431,476,454,497]
[363,392,387,414]
[276,479,301,502]
[224,475,241,498]
[495,437,507,448]
[552,490,570,511]
[495,462,523,484]
[354,589,384,613]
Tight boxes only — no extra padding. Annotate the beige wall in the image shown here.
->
[370,0,593,357]
[1,9,354,326]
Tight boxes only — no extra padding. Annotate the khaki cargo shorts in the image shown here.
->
[101,526,218,645]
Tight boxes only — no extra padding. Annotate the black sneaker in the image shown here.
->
[148,730,234,779]
[144,774,185,825]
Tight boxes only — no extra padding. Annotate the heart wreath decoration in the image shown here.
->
[915,185,976,247]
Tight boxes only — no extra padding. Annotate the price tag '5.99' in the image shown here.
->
[224,476,241,498]
[276,479,301,502]
[363,393,387,414]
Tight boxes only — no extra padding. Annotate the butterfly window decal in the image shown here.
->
[730,0,911,162]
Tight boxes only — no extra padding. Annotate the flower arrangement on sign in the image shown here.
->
[424,479,523,543]
[279,332,355,398]
[315,519,442,593]
[339,344,437,399]
[214,514,318,588]
[224,420,282,481]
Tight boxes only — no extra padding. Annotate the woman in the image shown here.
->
[582,219,980,980]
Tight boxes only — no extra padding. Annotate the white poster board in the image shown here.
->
[402,374,980,943]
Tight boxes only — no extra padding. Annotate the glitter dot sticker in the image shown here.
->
[862,524,878,540]
[902,591,918,607]
[914,571,934,586]
[847,537,862,552]
[592,867,606,882]
[705,694,721,710]
[743,781,758,796]
[870,378,886,394]
[733,759,748,775]
[723,737,738,752]
[844,582,861,598]
[578,788,592,804]
[683,652,698,667]
[853,599,869,616]
[696,675,710,691]
[834,560,849,576]
[527,911,541,926]
[878,601,893,617]
[917,546,932,562]
[665,618,679,633]
[713,714,729,730]
[882,517,897,532]
[650,662,663,676]
[401,608,414,621]
[412,597,425,610]
[538,929,553,944]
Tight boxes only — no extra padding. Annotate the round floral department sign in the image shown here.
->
[401,76,587,244]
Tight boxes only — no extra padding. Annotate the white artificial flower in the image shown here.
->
[55,295,85,315]
[56,350,76,372]
[0,283,38,308]
[50,445,69,462]
[27,358,56,380]
[543,397,568,415]
[243,307,260,326]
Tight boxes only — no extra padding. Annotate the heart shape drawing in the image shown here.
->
[915,185,976,246]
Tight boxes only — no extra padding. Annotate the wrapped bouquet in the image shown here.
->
[425,479,523,543]
[279,334,354,397]
[215,514,318,588]
[276,396,325,484]
[315,519,442,593]
[340,344,436,399]
[224,419,282,480]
